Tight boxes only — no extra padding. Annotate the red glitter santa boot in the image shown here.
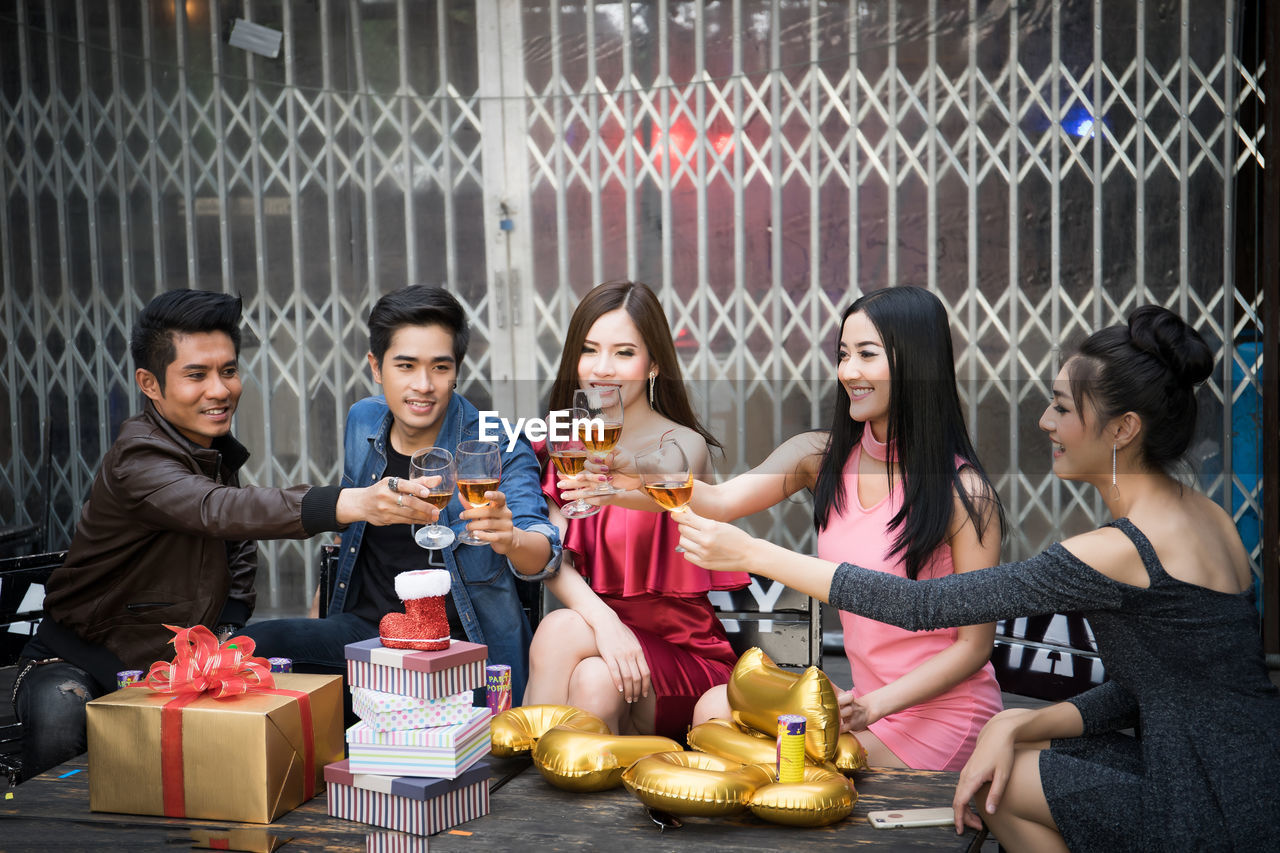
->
[378,569,452,651]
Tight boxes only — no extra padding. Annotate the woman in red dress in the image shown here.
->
[523,281,749,738]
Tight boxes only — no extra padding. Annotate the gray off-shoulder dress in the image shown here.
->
[829,518,1280,852]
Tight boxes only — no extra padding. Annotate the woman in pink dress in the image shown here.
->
[576,286,1006,770]
[523,281,749,738]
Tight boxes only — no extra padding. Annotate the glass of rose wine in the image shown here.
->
[573,386,624,494]
[455,439,502,546]
[635,437,694,552]
[548,407,600,519]
[409,446,456,550]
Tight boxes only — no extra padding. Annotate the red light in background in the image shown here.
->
[645,119,734,168]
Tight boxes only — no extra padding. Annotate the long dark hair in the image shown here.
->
[812,286,1004,579]
[1066,304,1213,476]
[548,281,722,452]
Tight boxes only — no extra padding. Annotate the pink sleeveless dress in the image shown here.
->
[817,431,1003,771]
[535,441,750,739]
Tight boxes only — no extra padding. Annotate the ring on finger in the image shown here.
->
[397,494,404,508]
[388,477,400,493]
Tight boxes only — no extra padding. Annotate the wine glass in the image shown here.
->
[635,437,694,552]
[410,447,456,550]
[573,386,624,494]
[548,407,601,519]
[455,439,502,546]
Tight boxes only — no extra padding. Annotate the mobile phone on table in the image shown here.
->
[867,807,955,829]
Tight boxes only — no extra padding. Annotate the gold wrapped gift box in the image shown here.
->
[86,673,344,824]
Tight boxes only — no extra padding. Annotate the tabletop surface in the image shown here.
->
[0,754,987,852]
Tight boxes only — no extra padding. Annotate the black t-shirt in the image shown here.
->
[349,444,464,639]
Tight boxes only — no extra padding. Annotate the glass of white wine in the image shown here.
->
[455,439,502,546]
[635,437,694,552]
[573,386,623,495]
[548,407,600,519]
[410,446,456,550]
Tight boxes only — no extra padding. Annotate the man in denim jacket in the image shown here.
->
[243,286,559,703]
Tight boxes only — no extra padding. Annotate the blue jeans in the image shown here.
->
[240,612,379,727]
[241,612,487,717]
[239,612,378,674]
[13,659,106,781]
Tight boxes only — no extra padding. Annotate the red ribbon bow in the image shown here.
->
[145,624,275,697]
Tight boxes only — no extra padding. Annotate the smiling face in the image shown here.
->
[836,310,891,440]
[138,331,242,448]
[577,308,655,413]
[369,323,457,453]
[1039,361,1111,484]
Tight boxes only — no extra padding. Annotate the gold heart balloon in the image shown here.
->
[726,647,840,763]
[833,732,869,774]
[747,764,856,827]
[532,721,683,793]
[621,752,773,817]
[490,704,610,758]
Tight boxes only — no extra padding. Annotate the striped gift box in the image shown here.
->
[346,707,491,778]
[325,759,490,837]
[344,639,487,701]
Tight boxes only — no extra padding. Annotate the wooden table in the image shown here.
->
[0,755,986,851]
[0,756,373,851]
[431,757,986,852]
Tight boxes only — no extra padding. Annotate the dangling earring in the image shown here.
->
[648,372,656,408]
[1110,443,1120,501]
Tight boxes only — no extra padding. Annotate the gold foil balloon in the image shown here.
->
[687,719,778,766]
[726,647,840,763]
[490,705,610,758]
[748,765,856,827]
[833,732,869,774]
[688,719,843,775]
[621,752,773,817]
[532,722,683,792]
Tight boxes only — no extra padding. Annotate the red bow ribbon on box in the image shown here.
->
[144,625,314,818]
[145,624,275,696]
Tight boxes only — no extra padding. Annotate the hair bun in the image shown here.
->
[1127,305,1213,386]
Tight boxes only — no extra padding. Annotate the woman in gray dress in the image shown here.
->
[674,305,1279,851]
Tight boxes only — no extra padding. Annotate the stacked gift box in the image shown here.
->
[323,638,494,836]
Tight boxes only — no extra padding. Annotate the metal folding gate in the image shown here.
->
[0,1,1265,617]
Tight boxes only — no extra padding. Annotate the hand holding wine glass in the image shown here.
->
[548,407,601,519]
[410,447,456,550]
[635,436,694,551]
[574,386,624,495]
[455,439,502,546]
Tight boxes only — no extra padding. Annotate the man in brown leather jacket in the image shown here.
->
[13,289,438,781]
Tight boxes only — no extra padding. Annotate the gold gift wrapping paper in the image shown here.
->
[86,673,344,824]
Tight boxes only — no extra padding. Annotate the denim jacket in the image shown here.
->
[329,393,560,704]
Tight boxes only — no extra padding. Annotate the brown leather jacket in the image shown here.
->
[35,402,341,687]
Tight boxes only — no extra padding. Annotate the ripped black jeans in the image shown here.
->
[12,658,106,781]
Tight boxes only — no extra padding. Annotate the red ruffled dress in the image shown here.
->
[537,444,750,739]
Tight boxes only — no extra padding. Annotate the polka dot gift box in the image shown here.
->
[352,687,476,733]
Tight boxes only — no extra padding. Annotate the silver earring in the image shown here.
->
[1109,443,1121,501]
[648,373,656,407]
